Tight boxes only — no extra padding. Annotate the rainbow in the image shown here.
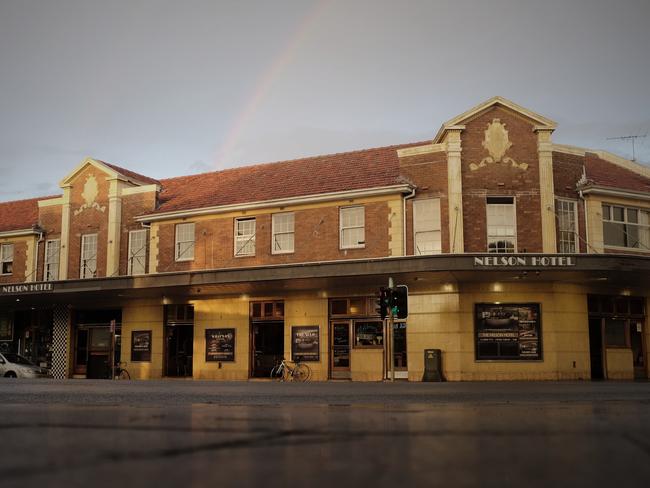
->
[214,0,332,168]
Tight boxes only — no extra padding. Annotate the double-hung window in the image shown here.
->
[80,234,97,279]
[128,229,147,275]
[486,197,516,253]
[602,204,650,250]
[235,217,256,256]
[556,199,578,253]
[175,223,195,261]
[413,198,442,255]
[340,206,365,249]
[272,212,294,254]
[44,239,60,281]
[0,243,14,275]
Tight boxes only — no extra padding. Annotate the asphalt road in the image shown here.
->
[1,379,649,488]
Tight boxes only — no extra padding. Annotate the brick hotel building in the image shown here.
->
[0,96,648,381]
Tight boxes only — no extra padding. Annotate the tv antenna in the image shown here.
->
[606,134,647,161]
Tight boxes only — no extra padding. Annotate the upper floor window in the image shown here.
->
[272,212,294,254]
[340,206,365,249]
[235,217,256,256]
[486,197,516,253]
[175,222,195,261]
[80,234,97,279]
[556,199,578,253]
[44,239,60,281]
[128,229,147,275]
[0,243,14,275]
[602,204,650,250]
[413,198,442,255]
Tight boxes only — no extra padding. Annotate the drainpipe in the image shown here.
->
[402,188,416,256]
[578,189,590,253]
[33,227,44,282]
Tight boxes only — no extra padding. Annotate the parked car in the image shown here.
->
[0,352,50,378]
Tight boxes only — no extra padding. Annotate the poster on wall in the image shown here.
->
[0,313,12,341]
[291,326,319,362]
[131,330,152,362]
[475,303,542,360]
[205,328,235,362]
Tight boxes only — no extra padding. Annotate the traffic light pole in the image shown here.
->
[389,305,395,382]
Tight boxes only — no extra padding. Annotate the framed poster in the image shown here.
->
[131,330,152,362]
[0,313,12,342]
[291,326,319,362]
[475,303,542,361]
[205,328,235,362]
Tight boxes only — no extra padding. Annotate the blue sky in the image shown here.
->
[1,0,649,199]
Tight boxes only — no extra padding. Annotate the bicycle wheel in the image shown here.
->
[118,369,130,380]
[293,363,311,382]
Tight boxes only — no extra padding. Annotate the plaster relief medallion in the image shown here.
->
[469,119,528,171]
[74,174,106,215]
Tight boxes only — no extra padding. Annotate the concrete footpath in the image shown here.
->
[1,380,649,487]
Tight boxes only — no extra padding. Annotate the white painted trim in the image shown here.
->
[59,158,121,187]
[339,205,365,250]
[122,184,160,196]
[0,229,38,238]
[37,197,64,208]
[136,184,413,223]
[433,96,557,143]
[271,212,295,255]
[396,143,445,158]
[581,186,650,202]
[555,197,580,254]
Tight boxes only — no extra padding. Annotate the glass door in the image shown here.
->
[393,322,408,379]
[330,321,351,379]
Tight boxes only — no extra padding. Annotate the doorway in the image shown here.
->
[588,318,604,380]
[251,321,284,377]
[392,322,408,379]
[330,321,351,379]
[72,309,121,379]
[630,321,646,379]
[164,324,194,377]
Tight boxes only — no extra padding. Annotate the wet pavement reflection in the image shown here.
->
[1,380,649,487]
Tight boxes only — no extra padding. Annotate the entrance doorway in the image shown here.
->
[330,321,351,379]
[588,318,605,380]
[164,325,193,377]
[630,321,646,379]
[392,322,408,379]
[251,321,284,377]
[250,301,285,378]
[72,309,122,379]
[164,305,194,378]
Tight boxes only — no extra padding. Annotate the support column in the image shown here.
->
[446,127,465,253]
[536,128,557,253]
[106,180,123,277]
[59,187,71,280]
[51,305,71,379]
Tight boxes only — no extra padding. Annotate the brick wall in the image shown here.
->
[0,240,28,283]
[36,204,62,281]
[460,106,543,253]
[552,151,587,253]
[400,151,449,254]
[67,166,109,279]
[155,201,391,273]
[119,190,157,275]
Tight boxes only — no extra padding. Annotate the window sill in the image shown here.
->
[234,254,256,258]
[175,258,194,262]
[340,246,366,251]
[271,250,295,255]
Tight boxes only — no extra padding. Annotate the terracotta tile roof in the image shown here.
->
[154,142,427,214]
[101,161,161,186]
[584,154,650,194]
[0,196,48,233]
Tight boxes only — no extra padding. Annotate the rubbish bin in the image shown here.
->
[422,349,444,382]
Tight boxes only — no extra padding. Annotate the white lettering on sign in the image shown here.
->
[1,283,54,294]
[474,256,576,267]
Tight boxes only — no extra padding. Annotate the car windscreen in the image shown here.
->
[2,353,33,365]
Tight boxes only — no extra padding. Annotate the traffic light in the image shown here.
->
[375,287,389,320]
[390,285,408,319]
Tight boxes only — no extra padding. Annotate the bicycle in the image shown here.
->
[270,358,311,382]
[113,361,131,380]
